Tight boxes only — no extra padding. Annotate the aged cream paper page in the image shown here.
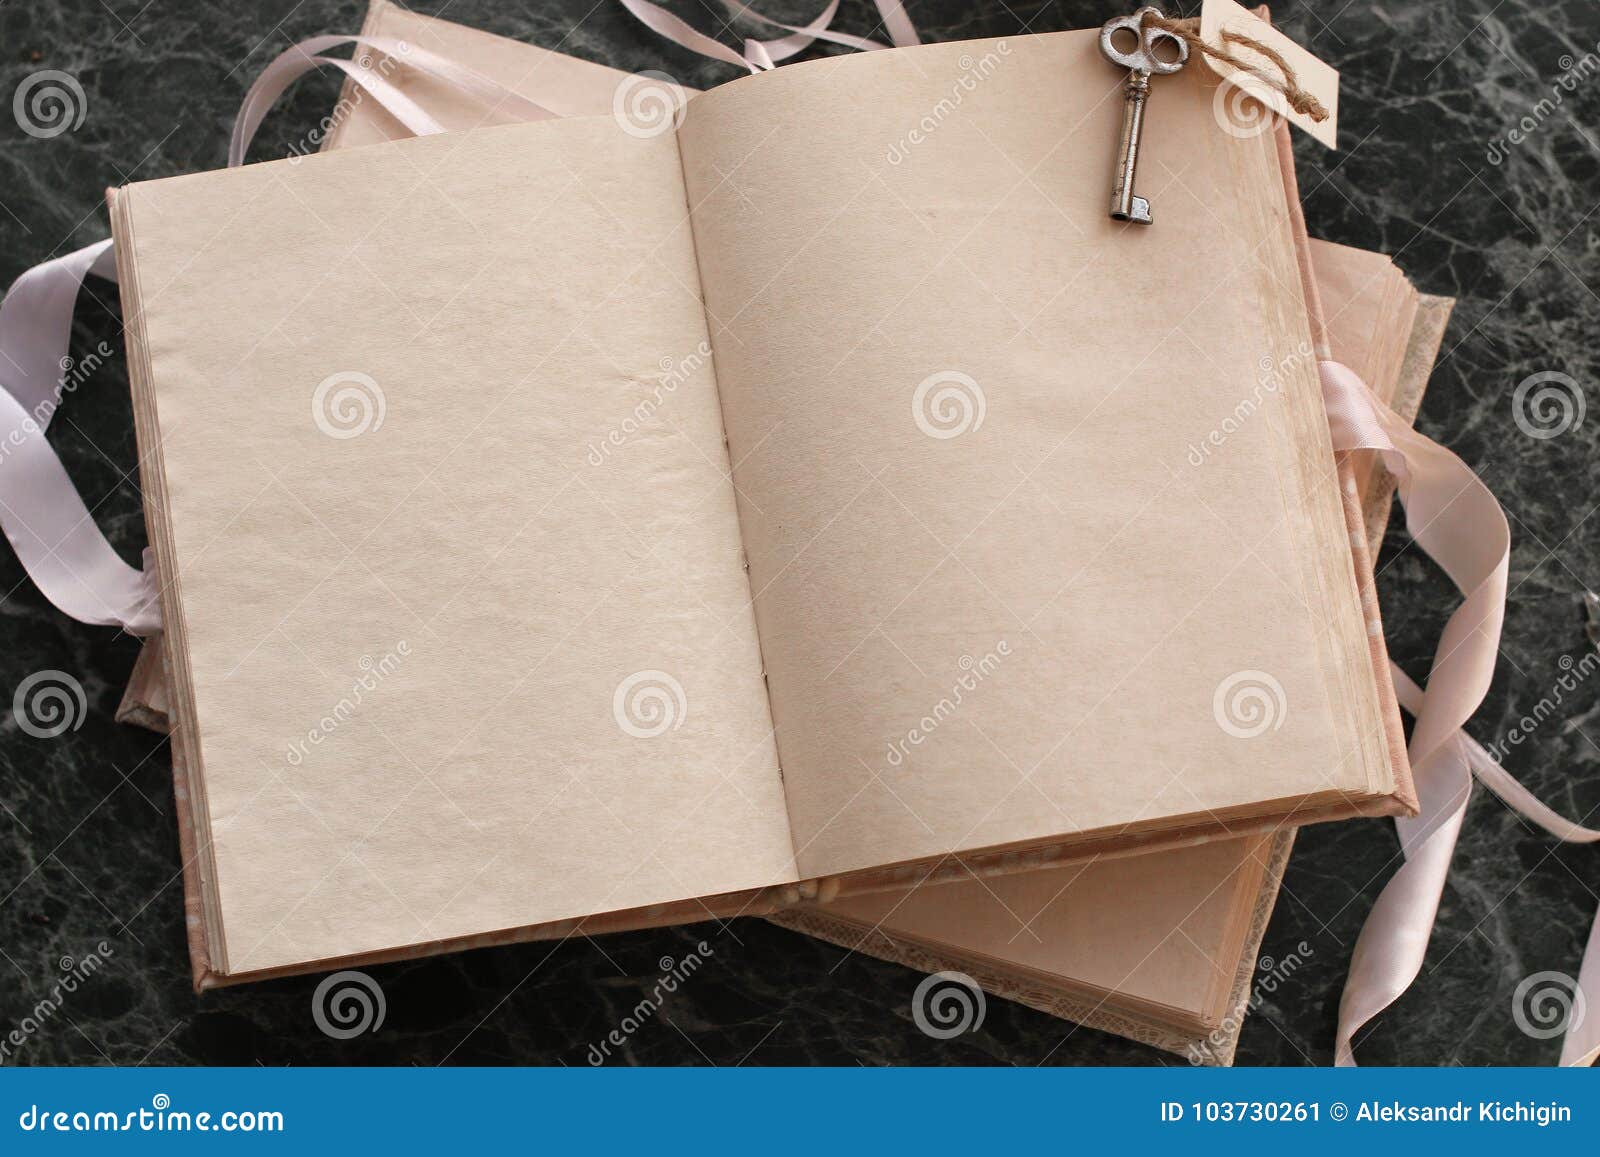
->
[678,32,1391,877]
[116,117,796,973]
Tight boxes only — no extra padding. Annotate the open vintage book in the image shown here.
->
[111,24,1414,986]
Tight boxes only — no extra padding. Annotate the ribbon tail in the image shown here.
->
[1390,665,1600,1066]
[872,0,922,46]
[0,389,160,634]
[1335,799,1468,1066]
[0,238,160,634]
[1563,913,1600,1066]
[1320,359,1510,1065]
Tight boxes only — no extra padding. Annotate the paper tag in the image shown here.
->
[1199,0,1339,149]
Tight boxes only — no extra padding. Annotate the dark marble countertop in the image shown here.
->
[1,0,1597,1067]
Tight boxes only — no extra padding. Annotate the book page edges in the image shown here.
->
[1362,294,1451,560]
[1269,117,1416,818]
[185,803,1343,988]
[1244,95,1404,813]
[770,831,1294,1066]
[109,183,230,980]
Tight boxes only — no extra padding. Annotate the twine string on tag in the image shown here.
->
[1141,11,1329,122]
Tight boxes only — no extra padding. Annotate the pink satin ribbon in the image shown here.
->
[0,239,159,633]
[228,34,560,168]
[618,0,919,72]
[1390,662,1600,1067]
[1321,360,1598,1067]
[1,2,1594,1065]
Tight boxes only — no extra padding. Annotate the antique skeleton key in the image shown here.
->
[1099,7,1189,224]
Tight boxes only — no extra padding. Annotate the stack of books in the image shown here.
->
[111,1,1449,1063]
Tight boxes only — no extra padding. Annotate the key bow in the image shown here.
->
[1099,6,1188,76]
